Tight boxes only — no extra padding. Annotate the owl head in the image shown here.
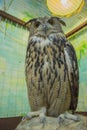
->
[25,17,66,38]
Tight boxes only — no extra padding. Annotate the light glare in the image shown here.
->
[47,0,84,17]
[61,0,67,5]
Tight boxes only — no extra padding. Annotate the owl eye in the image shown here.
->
[48,19,54,25]
[34,21,41,28]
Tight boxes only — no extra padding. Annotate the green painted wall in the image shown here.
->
[0,21,87,117]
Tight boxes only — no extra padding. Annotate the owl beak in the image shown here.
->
[43,24,47,34]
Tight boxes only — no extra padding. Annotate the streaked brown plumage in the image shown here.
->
[25,17,79,118]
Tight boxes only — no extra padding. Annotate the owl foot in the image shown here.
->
[57,114,65,127]
[64,111,80,121]
[22,107,47,127]
[57,111,80,127]
[39,113,47,128]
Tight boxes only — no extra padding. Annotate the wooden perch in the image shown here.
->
[0,10,87,37]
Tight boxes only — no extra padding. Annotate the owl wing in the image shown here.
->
[64,41,79,111]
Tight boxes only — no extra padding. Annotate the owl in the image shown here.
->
[24,17,79,125]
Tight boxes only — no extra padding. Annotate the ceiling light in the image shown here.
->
[47,0,84,17]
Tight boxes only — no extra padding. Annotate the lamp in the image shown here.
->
[47,0,84,17]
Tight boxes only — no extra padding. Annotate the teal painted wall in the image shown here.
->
[0,21,87,117]
[0,21,30,117]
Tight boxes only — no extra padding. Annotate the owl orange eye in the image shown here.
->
[34,21,40,28]
[48,19,54,25]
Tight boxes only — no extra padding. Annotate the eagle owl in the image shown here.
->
[24,17,79,123]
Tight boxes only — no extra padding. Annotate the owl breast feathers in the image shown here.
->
[25,17,79,117]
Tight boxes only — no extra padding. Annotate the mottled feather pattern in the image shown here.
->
[25,16,79,118]
[25,33,72,116]
[65,42,79,111]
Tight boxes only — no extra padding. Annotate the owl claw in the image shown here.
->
[57,112,80,127]
[57,114,65,126]
[64,111,80,122]
[39,113,47,128]
[22,107,47,124]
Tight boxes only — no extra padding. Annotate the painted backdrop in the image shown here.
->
[0,20,87,117]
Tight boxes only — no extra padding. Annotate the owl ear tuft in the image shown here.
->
[52,17,66,26]
[58,19,66,26]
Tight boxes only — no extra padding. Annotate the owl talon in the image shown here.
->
[64,111,80,122]
[39,113,47,128]
[22,107,46,122]
[57,114,65,126]
[57,112,80,127]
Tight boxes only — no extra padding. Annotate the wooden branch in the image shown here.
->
[66,20,87,38]
[0,10,28,28]
[0,10,87,37]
